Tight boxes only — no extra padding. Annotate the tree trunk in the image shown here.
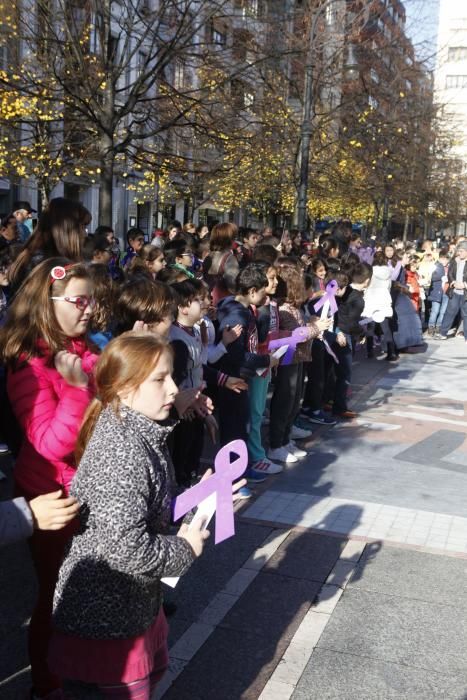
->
[98,143,114,227]
[402,210,410,243]
[39,179,50,210]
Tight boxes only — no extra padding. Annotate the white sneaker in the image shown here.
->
[286,441,307,458]
[267,446,298,464]
[290,425,313,440]
[251,459,283,475]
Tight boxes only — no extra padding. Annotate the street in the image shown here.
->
[1,337,467,699]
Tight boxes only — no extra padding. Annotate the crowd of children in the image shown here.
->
[0,199,466,699]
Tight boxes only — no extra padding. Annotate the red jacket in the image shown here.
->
[405,269,421,311]
[8,338,98,498]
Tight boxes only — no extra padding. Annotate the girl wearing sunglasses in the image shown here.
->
[0,257,98,700]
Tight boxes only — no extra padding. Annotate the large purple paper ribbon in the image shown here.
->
[268,326,310,365]
[313,280,339,317]
[173,440,247,544]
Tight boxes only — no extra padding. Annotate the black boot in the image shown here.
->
[386,342,399,362]
[366,336,374,359]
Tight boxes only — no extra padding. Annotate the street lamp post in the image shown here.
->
[296,0,358,233]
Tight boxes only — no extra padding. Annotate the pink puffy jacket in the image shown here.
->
[8,338,98,498]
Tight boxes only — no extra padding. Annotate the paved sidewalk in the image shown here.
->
[158,337,467,698]
[1,336,467,699]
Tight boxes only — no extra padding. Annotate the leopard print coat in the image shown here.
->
[52,404,194,639]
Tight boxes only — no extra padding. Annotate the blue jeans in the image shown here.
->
[247,373,270,463]
[428,296,448,328]
[440,294,467,339]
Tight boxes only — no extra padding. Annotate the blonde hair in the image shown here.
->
[76,331,172,462]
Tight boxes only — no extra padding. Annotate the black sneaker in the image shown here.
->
[304,410,337,425]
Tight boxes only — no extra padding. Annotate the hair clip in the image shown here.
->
[50,266,67,281]
[49,263,75,285]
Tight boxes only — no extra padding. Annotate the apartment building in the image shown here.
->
[0,0,284,235]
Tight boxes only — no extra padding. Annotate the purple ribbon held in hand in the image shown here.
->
[268,326,310,365]
[173,440,247,544]
[313,280,339,319]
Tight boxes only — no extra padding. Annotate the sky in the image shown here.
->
[404,0,440,66]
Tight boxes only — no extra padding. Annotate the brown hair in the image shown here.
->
[9,197,90,288]
[372,251,387,266]
[114,278,176,335]
[87,264,117,333]
[275,264,307,307]
[76,332,172,462]
[128,244,163,278]
[0,257,90,368]
[209,222,238,252]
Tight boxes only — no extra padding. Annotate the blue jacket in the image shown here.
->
[427,261,446,303]
[214,296,270,377]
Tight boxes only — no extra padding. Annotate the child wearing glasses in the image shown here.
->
[0,258,98,700]
[164,239,196,278]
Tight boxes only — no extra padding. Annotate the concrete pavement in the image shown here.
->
[1,335,467,699]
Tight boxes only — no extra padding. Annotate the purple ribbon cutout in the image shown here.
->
[268,326,310,365]
[313,280,339,317]
[173,440,247,544]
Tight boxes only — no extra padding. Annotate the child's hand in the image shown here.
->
[29,490,80,531]
[336,332,347,347]
[174,387,201,417]
[232,478,248,501]
[315,317,333,332]
[178,518,210,558]
[269,353,280,368]
[132,320,149,332]
[192,393,214,418]
[225,376,248,393]
[54,351,88,388]
[222,324,242,346]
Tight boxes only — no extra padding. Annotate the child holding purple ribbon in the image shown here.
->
[48,332,218,699]
[267,260,331,464]
[214,264,280,471]
[332,262,373,419]
[301,271,349,424]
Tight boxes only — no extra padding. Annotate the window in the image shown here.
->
[237,0,259,19]
[445,75,467,88]
[108,35,119,64]
[231,79,254,109]
[90,12,103,54]
[174,60,185,90]
[211,23,227,46]
[137,51,148,79]
[448,47,467,62]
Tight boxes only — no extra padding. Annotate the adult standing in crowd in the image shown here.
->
[438,240,467,341]
[12,201,36,242]
[203,222,240,302]
[9,198,90,292]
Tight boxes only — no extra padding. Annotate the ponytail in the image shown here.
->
[75,397,104,463]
